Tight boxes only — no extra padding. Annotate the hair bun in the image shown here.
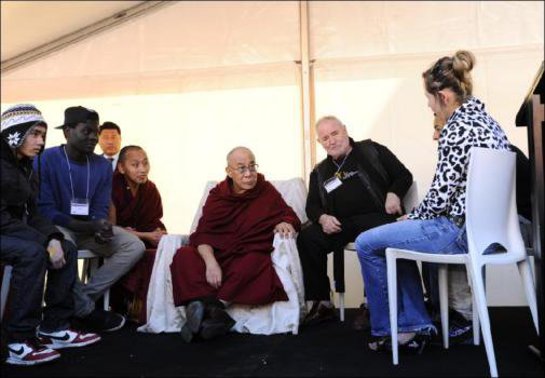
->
[453,50,475,74]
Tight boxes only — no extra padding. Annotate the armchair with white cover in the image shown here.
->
[139,178,307,335]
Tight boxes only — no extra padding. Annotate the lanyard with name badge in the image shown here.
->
[63,146,91,216]
[323,152,349,193]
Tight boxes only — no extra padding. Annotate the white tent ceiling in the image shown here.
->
[1,1,145,61]
[2,1,543,103]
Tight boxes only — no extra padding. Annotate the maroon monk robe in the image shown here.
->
[170,174,301,306]
[112,171,166,240]
[110,171,166,324]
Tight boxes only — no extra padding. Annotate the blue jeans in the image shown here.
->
[1,232,78,342]
[355,216,467,337]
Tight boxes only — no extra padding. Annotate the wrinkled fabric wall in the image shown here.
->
[2,1,543,306]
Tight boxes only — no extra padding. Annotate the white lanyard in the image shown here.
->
[62,145,90,200]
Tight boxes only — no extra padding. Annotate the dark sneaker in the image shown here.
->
[198,305,235,341]
[449,310,472,344]
[5,338,60,366]
[38,328,101,349]
[186,301,205,334]
[199,319,234,340]
[352,303,370,331]
[180,323,194,343]
[398,333,430,354]
[78,309,126,332]
[302,302,337,326]
[368,335,390,352]
[369,333,430,355]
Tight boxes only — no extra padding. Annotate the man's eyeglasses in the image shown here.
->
[230,163,259,174]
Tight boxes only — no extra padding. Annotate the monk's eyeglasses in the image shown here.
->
[231,163,259,174]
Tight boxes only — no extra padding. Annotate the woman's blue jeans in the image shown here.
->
[355,216,467,337]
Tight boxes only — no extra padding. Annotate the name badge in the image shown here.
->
[70,198,89,216]
[324,176,342,193]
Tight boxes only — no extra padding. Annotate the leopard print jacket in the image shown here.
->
[409,96,510,221]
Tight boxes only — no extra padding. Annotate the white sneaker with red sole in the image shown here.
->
[37,328,101,349]
[5,339,61,366]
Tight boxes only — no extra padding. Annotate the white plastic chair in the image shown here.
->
[78,249,110,311]
[336,181,419,321]
[1,251,110,320]
[385,147,538,377]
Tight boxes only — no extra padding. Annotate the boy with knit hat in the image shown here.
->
[1,104,100,366]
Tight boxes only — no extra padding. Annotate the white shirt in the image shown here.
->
[103,153,119,171]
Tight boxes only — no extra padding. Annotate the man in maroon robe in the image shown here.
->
[109,145,167,324]
[170,146,301,342]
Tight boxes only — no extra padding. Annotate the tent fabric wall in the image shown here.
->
[1,1,543,307]
[2,1,301,99]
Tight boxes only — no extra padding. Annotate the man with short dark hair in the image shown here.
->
[298,115,413,327]
[98,121,122,170]
[34,106,146,332]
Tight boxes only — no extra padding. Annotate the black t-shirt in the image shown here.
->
[320,153,383,218]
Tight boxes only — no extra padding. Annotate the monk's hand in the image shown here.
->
[274,222,296,239]
[205,260,222,289]
[318,214,342,234]
[148,229,166,246]
[385,192,402,215]
[47,239,66,269]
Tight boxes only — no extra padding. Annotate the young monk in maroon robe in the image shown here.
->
[170,146,301,342]
[109,145,167,324]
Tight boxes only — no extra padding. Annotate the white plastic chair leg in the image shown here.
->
[386,252,399,365]
[1,265,13,322]
[339,293,345,322]
[81,259,89,283]
[472,292,480,346]
[471,265,498,378]
[466,264,480,345]
[517,259,539,334]
[103,290,110,311]
[438,264,449,349]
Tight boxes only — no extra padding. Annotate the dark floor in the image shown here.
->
[1,307,543,377]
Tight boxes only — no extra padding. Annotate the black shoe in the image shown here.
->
[303,302,337,326]
[180,323,194,343]
[368,335,390,352]
[448,310,472,344]
[370,334,430,355]
[352,303,370,331]
[398,334,430,354]
[185,301,205,334]
[77,309,126,332]
[198,308,235,341]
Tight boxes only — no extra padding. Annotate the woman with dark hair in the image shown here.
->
[354,50,511,352]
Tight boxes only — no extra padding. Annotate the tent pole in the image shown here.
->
[1,1,172,73]
[298,0,316,184]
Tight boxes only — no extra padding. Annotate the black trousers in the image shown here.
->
[296,212,397,301]
[1,231,78,343]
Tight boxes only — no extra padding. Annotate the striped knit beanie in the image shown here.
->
[1,104,47,148]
